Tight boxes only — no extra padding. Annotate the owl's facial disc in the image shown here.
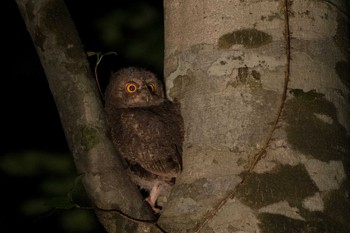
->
[123,81,163,107]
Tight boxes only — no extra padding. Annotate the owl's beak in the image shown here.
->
[145,94,150,103]
[141,85,152,103]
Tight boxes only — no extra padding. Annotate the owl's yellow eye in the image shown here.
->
[147,83,156,93]
[125,83,137,93]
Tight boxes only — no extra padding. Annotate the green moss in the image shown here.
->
[218,29,272,49]
[237,165,318,209]
[259,213,349,233]
[284,89,350,161]
[81,126,99,151]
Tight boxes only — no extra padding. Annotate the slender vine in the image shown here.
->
[87,51,117,99]
[94,207,167,233]
[194,0,291,232]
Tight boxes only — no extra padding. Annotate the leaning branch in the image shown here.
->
[15,0,155,232]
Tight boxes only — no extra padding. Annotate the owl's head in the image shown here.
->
[104,67,165,108]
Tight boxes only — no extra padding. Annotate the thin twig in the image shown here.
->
[87,51,117,100]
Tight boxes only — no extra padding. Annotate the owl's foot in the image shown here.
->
[146,196,161,213]
[145,181,163,213]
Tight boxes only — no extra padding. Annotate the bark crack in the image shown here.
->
[194,0,291,232]
[95,207,167,232]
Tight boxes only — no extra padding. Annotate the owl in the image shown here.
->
[104,67,184,213]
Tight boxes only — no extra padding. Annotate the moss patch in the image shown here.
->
[237,165,318,209]
[284,89,350,161]
[218,29,272,49]
[80,126,99,151]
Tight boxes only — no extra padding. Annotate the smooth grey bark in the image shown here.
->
[15,0,157,232]
[160,0,350,232]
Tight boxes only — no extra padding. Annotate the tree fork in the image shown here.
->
[15,0,156,232]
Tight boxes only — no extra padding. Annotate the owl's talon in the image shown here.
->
[145,197,161,213]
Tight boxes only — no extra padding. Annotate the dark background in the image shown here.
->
[2,1,350,233]
[2,0,163,232]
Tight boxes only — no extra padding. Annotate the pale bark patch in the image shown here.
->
[304,159,346,191]
[258,201,305,221]
[302,192,324,212]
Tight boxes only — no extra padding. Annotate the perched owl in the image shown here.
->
[104,67,184,213]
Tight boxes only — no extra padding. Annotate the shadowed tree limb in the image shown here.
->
[15,0,157,232]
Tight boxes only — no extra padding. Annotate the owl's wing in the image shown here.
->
[120,101,183,178]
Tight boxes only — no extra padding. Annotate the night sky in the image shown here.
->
[2,0,163,232]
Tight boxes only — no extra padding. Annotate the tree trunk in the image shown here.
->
[160,0,350,232]
[15,0,157,232]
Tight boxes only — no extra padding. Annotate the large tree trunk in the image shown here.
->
[159,0,350,232]
[15,0,350,232]
[15,0,156,232]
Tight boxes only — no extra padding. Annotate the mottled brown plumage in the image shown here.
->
[104,67,184,212]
